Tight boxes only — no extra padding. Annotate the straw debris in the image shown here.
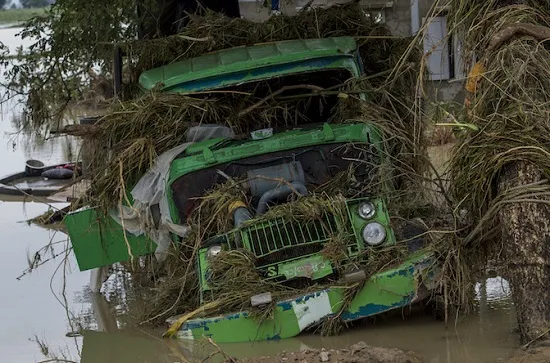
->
[65,1,451,334]
[450,0,550,245]
[63,2,427,214]
[125,2,391,79]
[445,0,550,326]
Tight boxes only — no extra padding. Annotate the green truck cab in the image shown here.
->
[65,37,439,343]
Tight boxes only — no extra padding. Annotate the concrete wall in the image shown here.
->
[238,0,412,36]
[425,79,464,104]
[370,0,411,37]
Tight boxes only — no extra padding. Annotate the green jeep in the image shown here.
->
[65,36,439,343]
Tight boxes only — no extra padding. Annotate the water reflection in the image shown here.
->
[0,26,83,173]
[0,26,90,363]
[476,277,511,303]
[75,277,517,363]
[7,107,80,168]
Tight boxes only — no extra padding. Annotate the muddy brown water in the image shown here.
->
[0,27,520,362]
[76,279,517,363]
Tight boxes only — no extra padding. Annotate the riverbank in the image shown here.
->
[506,340,550,363]
[240,338,544,363]
[0,8,47,26]
[244,342,422,363]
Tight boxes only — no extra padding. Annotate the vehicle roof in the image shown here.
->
[139,37,358,92]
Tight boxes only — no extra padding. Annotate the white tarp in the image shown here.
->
[110,125,235,261]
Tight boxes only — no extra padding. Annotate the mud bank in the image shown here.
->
[243,342,422,363]
[506,340,550,363]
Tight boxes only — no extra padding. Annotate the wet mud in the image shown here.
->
[245,342,421,363]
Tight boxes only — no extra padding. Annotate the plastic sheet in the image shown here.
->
[112,125,234,261]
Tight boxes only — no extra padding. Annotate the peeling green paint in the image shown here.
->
[174,252,436,343]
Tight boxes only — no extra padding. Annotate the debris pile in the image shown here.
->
[67,2,451,331]
[451,0,550,231]
[73,2,426,215]
[126,3,395,79]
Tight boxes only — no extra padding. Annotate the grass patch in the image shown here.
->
[0,8,47,25]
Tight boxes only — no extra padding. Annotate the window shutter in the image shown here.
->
[423,16,450,81]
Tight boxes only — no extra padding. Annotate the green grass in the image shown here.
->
[0,8,47,25]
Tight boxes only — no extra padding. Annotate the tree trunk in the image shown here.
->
[498,161,550,343]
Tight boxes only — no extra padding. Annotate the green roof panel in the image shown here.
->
[139,37,358,92]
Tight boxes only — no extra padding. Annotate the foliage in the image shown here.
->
[0,0,155,133]
[0,7,46,23]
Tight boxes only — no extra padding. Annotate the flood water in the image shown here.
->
[0,27,520,363]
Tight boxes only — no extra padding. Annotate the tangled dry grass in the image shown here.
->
[126,2,392,79]
[66,1,478,333]
[440,1,550,332]
[63,2,427,218]
[450,0,550,244]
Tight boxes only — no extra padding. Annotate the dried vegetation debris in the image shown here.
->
[73,1,459,331]
[57,1,425,210]
[445,0,550,341]
[78,38,424,215]
[449,0,550,250]
[126,2,392,78]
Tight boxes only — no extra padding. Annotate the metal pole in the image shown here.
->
[113,46,123,100]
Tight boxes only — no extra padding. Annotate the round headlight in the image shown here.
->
[358,202,376,219]
[207,245,222,257]
[362,222,386,246]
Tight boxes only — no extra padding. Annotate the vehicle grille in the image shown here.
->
[240,213,339,266]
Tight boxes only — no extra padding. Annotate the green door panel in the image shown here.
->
[65,208,157,271]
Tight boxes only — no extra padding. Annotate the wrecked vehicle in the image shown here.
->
[65,36,439,343]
